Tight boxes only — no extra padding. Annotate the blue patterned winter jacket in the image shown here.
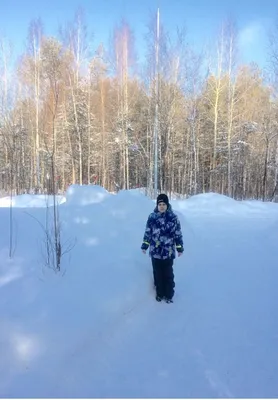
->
[141,204,184,259]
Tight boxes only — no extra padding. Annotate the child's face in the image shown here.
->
[158,202,167,212]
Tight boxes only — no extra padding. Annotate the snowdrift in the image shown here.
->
[65,184,111,206]
[0,194,66,208]
[0,186,278,397]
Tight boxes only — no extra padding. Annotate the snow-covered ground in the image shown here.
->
[0,185,278,398]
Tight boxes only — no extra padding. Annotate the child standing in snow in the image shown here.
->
[141,193,184,303]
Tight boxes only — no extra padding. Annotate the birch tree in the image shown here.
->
[27,19,43,190]
[223,18,238,197]
[112,19,136,189]
[60,8,91,185]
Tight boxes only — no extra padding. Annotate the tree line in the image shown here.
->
[1,9,278,201]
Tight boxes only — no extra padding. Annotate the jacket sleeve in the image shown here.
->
[175,217,184,253]
[141,215,152,250]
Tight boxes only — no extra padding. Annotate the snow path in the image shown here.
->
[50,215,278,398]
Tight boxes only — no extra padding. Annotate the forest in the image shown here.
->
[1,9,278,201]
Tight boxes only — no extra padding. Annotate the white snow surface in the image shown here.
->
[0,194,66,208]
[0,185,278,398]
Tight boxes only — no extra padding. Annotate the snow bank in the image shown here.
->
[173,192,236,215]
[173,192,278,217]
[65,184,110,206]
[0,194,66,208]
[103,189,153,215]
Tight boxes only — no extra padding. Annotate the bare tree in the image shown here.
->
[40,37,65,270]
[111,19,136,190]
[223,18,238,197]
[27,19,43,190]
[60,8,91,185]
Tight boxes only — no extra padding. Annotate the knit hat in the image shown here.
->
[157,193,169,207]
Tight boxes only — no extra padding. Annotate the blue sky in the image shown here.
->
[0,0,277,69]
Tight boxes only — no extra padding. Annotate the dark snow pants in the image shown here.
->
[152,257,175,299]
